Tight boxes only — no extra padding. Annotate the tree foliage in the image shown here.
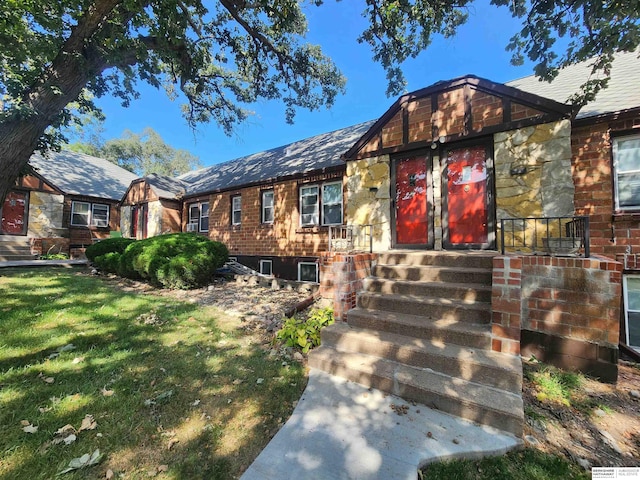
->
[0,0,638,203]
[68,126,202,176]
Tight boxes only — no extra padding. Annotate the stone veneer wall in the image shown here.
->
[492,254,622,382]
[147,200,163,237]
[345,155,392,251]
[27,191,65,238]
[495,120,574,247]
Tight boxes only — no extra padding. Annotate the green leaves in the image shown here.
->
[276,307,334,354]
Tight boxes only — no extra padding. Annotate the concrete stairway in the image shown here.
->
[0,238,37,261]
[309,251,524,437]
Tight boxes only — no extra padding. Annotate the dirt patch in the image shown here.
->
[523,359,640,470]
[97,273,316,334]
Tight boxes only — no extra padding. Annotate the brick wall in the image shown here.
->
[492,254,622,381]
[572,115,640,262]
[205,173,343,258]
[319,252,377,321]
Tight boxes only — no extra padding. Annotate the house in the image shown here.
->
[0,150,137,259]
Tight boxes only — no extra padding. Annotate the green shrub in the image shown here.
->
[276,307,334,354]
[116,233,228,289]
[39,253,69,260]
[85,237,135,262]
[96,251,123,274]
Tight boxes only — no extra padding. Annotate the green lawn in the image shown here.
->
[421,448,589,480]
[0,268,305,479]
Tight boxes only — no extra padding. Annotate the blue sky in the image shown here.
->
[95,0,540,168]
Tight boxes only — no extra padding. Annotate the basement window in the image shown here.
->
[298,262,318,283]
[623,275,640,351]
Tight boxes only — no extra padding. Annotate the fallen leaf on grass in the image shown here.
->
[52,425,76,445]
[101,388,114,397]
[105,469,114,479]
[79,414,97,431]
[72,357,84,364]
[22,423,38,434]
[191,399,200,406]
[232,379,243,385]
[38,372,55,384]
[39,406,52,413]
[58,449,102,475]
[63,434,77,445]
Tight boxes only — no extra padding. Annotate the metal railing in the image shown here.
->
[329,224,373,253]
[500,216,590,257]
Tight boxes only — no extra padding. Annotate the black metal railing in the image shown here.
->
[329,224,373,253]
[500,216,590,257]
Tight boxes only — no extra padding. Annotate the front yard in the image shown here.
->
[0,268,308,479]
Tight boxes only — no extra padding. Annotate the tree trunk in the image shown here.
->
[0,0,123,204]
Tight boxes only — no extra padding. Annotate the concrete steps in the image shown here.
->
[0,239,36,261]
[309,250,524,437]
[310,348,523,436]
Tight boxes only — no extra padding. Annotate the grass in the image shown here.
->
[0,268,306,479]
[420,448,589,480]
[525,363,583,406]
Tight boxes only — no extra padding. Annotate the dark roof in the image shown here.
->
[507,49,640,120]
[29,150,138,201]
[178,121,375,196]
[144,173,187,200]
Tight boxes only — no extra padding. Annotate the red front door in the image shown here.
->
[395,155,430,246]
[445,144,490,246]
[1,191,28,235]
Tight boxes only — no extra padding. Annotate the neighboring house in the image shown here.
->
[120,174,186,239]
[0,150,137,258]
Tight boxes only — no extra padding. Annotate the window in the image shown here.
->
[300,185,319,226]
[200,202,209,232]
[262,190,274,224]
[322,181,343,225]
[231,195,242,225]
[71,201,110,227]
[260,259,273,276]
[299,181,343,226]
[71,201,90,226]
[613,134,640,210]
[187,201,208,232]
[91,204,109,227]
[624,275,640,349]
[298,262,318,283]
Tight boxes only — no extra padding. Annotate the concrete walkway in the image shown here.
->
[241,368,521,480]
[0,259,88,269]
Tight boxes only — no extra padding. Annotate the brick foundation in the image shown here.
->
[319,252,377,321]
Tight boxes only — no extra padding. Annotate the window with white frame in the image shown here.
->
[259,259,273,276]
[71,201,110,227]
[91,204,109,227]
[231,195,241,225]
[200,202,209,232]
[262,190,274,224]
[322,181,343,225]
[623,275,640,349]
[613,134,640,210]
[298,261,318,283]
[299,180,343,227]
[187,201,209,232]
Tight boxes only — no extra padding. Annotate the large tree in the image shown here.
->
[67,126,202,176]
[1,0,639,203]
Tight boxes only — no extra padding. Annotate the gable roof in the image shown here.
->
[343,75,574,160]
[507,49,640,120]
[179,121,375,196]
[144,173,187,200]
[29,150,138,201]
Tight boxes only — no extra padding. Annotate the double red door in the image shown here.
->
[1,191,28,235]
[393,144,493,249]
